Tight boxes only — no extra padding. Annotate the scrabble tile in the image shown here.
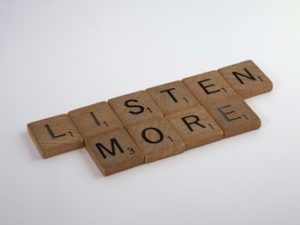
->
[26,60,272,176]
[166,107,224,149]
[218,60,273,98]
[205,96,261,137]
[182,71,237,105]
[85,128,144,176]
[146,81,200,115]
[127,117,185,163]
[108,91,163,126]
[68,102,123,139]
[27,114,84,158]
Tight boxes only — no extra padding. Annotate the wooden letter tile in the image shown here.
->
[166,107,224,150]
[27,114,84,158]
[127,118,185,163]
[182,71,236,105]
[146,81,200,115]
[26,59,272,176]
[68,102,123,139]
[205,96,261,137]
[85,129,144,176]
[108,91,163,126]
[218,60,273,98]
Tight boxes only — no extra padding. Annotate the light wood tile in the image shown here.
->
[127,117,185,163]
[68,102,123,139]
[182,71,236,105]
[26,60,272,175]
[108,91,163,126]
[27,114,84,158]
[146,81,200,115]
[166,106,224,149]
[205,96,261,137]
[218,60,273,98]
[85,129,144,176]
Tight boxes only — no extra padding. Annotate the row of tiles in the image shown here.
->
[27,60,273,175]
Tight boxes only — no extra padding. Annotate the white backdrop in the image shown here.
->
[0,1,300,225]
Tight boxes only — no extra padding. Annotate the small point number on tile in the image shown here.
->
[127,147,135,155]
[146,107,153,113]
[167,136,174,143]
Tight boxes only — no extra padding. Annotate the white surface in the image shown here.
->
[0,1,300,225]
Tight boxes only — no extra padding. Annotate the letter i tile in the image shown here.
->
[68,102,123,139]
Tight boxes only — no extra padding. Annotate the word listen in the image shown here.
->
[27,60,273,176]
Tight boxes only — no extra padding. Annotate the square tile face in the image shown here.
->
[127,118,185,163]
[108,91,163,126]
[218,60,273,98]
[68,102,123,139]
[146,81,200,115]
[27,114,84,158]
[85,129,144,176]
[166,107,224,149]
[182,71,237,105]
[205,96,261,137]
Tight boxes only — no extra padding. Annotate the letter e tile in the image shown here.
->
[182,71,236,105]
[205,96,261,137]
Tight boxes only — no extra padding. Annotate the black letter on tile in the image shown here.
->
[125,99,145,114]
[142,127,164,144]
[90,112,101,126]
[198,78,220,94]
[96,138,124,159]
[181,115,206,132]
[45,124,67,138]
[232,68,256,84]
[160,88,178,102]
[218,105,241,122]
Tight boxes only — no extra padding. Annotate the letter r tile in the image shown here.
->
[127,117,185,163]
[146,81,200,115]
[27,114,84,158]
[108,91,163,126]
[166,107,224,150]
[205,96,261,137]
[68,102,123,139]
[218,60,273,98]
[85,129,144,176]
[182,71,236,106]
